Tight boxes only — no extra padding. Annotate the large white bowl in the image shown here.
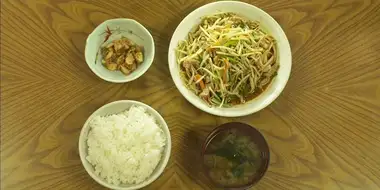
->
[168,1,292,117]
[78,100,171,190]
[85,19,155,83]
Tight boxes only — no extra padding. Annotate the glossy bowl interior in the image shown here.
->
[78,100,171,190]
[201,122,270,189]
[168,1,292,117]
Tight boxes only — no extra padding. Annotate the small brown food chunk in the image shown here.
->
[106,63,118,71]
[120,65,131,75]
[105,51,113,60]
[125,52,135,65]
[100,37,144,76]
[134,51,143,63]
[128,63,137,71]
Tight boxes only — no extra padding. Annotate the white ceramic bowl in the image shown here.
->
[85,19,155,83]
[78,100,171,190]
[168,1,292,117]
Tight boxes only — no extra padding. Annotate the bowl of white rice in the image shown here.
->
[79,100,171,190]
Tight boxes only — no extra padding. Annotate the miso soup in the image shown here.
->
[203,129,262,186]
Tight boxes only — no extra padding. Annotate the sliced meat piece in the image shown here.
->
[204,76,211,84]
[182,59,199,69]
[199,87,210,97]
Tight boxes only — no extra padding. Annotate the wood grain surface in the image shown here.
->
[1,0,380,189]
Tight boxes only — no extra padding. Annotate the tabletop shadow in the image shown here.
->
[179,129,215,189]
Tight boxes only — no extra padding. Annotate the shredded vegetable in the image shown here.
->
[176,12,279,107]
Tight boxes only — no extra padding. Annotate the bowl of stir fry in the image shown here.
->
[168,1,291,117]
[85,19,155,83]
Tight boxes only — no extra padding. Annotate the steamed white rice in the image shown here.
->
[86,105,166,185]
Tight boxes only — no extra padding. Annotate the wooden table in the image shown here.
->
[1,0,380,189]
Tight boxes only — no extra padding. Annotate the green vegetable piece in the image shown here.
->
[232,165,244,178]
[223,40,238,47]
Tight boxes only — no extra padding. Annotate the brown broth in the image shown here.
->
[230,78,273,105]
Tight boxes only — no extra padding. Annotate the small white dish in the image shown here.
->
[168,1,292,117]
[85,19,155,83]
[78,100,171,190]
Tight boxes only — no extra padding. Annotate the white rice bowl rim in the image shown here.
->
[79,100,171,190]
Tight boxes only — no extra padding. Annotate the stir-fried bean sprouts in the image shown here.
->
[176,12,279,107]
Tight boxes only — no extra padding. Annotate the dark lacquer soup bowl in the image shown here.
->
[201,122,270,189]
